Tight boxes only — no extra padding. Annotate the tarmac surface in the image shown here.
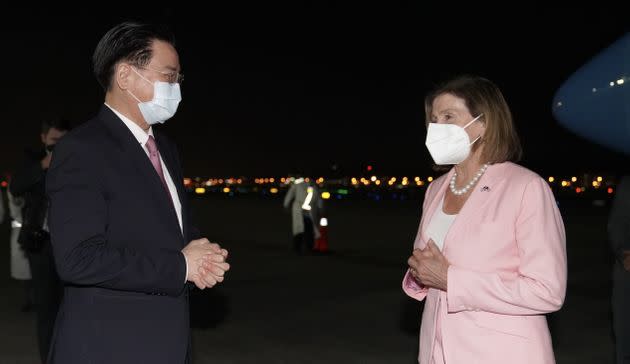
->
[0,195,616,363]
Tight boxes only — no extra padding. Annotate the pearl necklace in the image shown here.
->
[449,163,489,196]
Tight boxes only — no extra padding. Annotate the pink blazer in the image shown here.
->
[402,162,567,364]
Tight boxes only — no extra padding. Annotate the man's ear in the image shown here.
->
[115,62,133,91]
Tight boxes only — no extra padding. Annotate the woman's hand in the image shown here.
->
[407,239,450,291]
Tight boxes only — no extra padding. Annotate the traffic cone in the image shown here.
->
[314,217,329,253]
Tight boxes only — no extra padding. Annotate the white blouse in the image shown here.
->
[425,196,457,251]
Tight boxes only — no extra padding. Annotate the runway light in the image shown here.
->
[571,177,577,182]
[370,176,377,182]
[548,177,555,183]
[597,176,603,182]
[270,188,279,194]
[427,177,433,182]
[270,178,275,183]
[375,180,381,185]
[195,187,206,194]
[321,191,331,199]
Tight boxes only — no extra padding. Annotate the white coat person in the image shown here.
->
[283,177,322,254]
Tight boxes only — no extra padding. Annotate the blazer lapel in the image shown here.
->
[442,163,506,249]
[417,163,507,251]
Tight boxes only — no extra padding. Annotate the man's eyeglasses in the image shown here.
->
[137,65,184,84]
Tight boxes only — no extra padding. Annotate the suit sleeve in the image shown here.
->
[608,176,630,264]
[447,176,567,315]
[46,138,187,296]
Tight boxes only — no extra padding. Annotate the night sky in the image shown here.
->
[1,4,627,178]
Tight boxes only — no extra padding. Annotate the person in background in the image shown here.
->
[283,174,322,255]
[10,118,70,363]
[7,188,34,312]
[403,75,567,364]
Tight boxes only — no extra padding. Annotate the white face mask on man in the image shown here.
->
[425,114,483,165]
[127,67,182,125]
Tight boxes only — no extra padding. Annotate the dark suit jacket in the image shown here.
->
[46,105,200,364]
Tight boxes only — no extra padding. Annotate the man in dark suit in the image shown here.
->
[10,118,70,363]
[610,175,630,364]
[46,22,230,364]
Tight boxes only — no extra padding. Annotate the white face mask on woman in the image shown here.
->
[128,67,182,125]
[425,114,482,165]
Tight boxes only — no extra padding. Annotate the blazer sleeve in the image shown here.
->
[46,138,187,296]
[608,176,630,264]
[447,176,567,315]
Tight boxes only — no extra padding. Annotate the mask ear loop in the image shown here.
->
[466,114,484,145]
[126,67,153,103]
[463,113,483,129]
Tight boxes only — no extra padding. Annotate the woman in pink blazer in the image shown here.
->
[403,75,567,364]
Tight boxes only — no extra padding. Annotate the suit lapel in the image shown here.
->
[97,106,184,241]
[154,132,187,240]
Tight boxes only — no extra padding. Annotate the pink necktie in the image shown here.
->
[145,135,170,193]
